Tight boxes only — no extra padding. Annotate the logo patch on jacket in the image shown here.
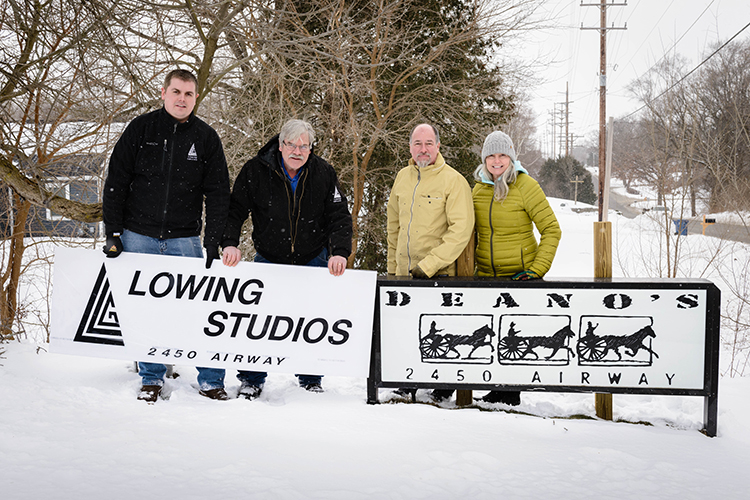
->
[187,143,198,161]
[333,186,342,203]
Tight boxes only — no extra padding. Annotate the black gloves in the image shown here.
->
[205,245,220,269]
[103,233,123,258]
[410,265,430,279]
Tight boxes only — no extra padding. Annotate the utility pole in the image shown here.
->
[581,0,626,221]
[565,82,570,156]
[570,176,583,204]
[581,0,626,422]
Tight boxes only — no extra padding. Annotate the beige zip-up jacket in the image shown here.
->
[386,153,474,277]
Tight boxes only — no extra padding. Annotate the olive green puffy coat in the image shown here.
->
[387,153,474,277]
[472,172,561,277]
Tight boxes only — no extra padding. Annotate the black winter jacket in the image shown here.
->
[103,107,230,247]
[222,135,352,265]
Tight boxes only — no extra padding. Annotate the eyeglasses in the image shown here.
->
[282,141,311,153]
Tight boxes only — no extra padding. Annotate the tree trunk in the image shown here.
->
[1,192,31,339]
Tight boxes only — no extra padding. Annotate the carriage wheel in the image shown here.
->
[498,337,528,361]
[577,336,607,361]
[420,335,450,358]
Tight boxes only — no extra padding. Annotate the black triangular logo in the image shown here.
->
[73,264,125,346]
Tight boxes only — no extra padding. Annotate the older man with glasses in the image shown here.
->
[221,118,353,399]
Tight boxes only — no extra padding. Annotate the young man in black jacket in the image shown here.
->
[222,119,352,398]
[103,69,231,403]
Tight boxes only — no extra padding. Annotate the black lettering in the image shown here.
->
[560,371,563,383]
[385,291,398,306]
[229,313,251,338]
[175,274,209,299]
[581,372,590,384]
[292,318,305,342]
[303,318,328,344]
[128,270,147,296]
[603,293,632,309]
[399,293,411,306]
[276,357,286,365]
[269,316,295,341]
[546,293,572,308]
[201,276,217,301]
[329,319,351,345]
[608,372,622,384]
[639,373,649,385]
[244,314,260,339]
[531,371,541,383]
[204,311,227,336]
[233,354,243,363]
[666,373,675,385]
[247,315,273,340]
[493,293,519,308]
[238,279,264,305]
[150,272,175,298]
[676,294,699,309]
[211,353,220,361]
[441,293,464,307]
[262,356,272,365]
[212,277,239,303]
[247,355,261,363]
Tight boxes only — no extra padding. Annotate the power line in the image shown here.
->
[625,20,750,118]
[619,0,715,87]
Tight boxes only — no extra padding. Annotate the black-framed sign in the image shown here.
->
[368,277,720,436]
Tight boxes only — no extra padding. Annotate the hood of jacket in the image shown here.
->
[478,160,528,185]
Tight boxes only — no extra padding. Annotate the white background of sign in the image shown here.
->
[51,248,377,377]
[379,285,707,389]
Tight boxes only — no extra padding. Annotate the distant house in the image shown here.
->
[2,154,104,239]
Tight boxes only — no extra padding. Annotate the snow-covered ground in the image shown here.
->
[2,198,750,499]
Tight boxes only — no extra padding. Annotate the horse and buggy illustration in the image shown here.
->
[419,320,495,362]
[417,314,659,367]
[576,320,659,364]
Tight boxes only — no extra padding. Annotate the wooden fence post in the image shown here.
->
[593,221,613,420]
[455,231,475,407]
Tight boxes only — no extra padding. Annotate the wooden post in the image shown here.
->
[455,231,475,407]
[593,221,613,420]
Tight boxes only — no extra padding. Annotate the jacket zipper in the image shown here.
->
[489,196,497,276]
[292,170,307,259]
[406,168,421,272]
[277,168,304,261]
[159,130,175,239]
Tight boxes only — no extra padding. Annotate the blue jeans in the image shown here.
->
[121,230,225,390]
[236,249,326,387]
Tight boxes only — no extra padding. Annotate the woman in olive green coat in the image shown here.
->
[473,131,561,279]
[474,131,561,405]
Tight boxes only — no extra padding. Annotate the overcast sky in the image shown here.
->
[513,0,750,154]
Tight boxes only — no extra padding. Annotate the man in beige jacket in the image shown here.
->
[387,123,474,278]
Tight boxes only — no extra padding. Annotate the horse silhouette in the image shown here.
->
[600,325,658,361]
[515,326,576,360]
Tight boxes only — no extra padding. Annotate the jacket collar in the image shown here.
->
[479,160,528,185]
[159,106,196,131]
[408,152,446,173]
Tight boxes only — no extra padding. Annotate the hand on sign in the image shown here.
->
[103,233,123,258]
[221,246,242,267]
[328,255,347,276]
[511,270,540,281]
[410,265,429,279]
[204,245,220,269]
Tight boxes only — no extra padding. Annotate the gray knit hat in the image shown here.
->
[481,131,516,163]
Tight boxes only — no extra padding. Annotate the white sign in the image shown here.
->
[379,284,710,390]
[51,248,377,377]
